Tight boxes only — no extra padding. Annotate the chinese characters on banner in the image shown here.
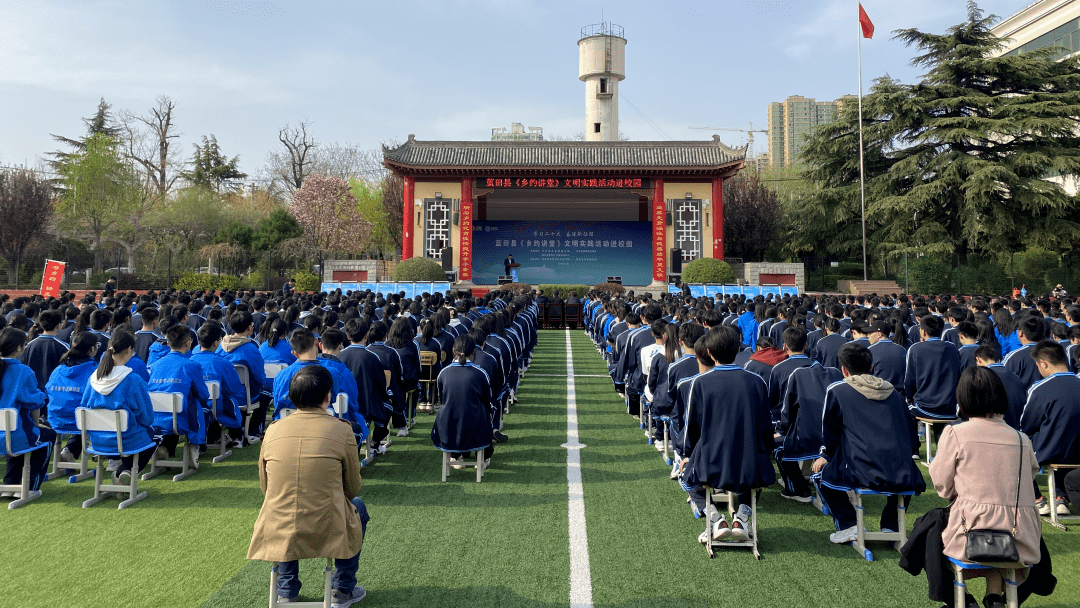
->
[459,179,473,281]
[477,177,651,189]
[652,185,666,282]
[39,260,65,298]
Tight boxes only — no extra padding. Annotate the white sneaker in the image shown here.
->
[396,427,409,437]
[698,514,730,543]
[730,505,752,540]
[654,441,665,452]
[0,491,15,498]
[830,525,859,544]
[187,448,200,469]
[669,461,680,480]
[106,458,121,472]
[483,458,491,468]
[449,457,466,470]
[380,438,393,448]
[374,444,387,455]
[58,448,76,463]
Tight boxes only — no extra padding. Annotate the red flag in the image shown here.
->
[859,3,875,39]
[39,259,65,298]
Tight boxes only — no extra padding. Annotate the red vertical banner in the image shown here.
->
[652,178,666,283]
[712,177,725,261]
[40,259,65,298]
[458,178,473,282]
[402,176,415,260]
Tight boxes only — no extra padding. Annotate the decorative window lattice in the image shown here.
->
[424,199,450,260]
[675,199,701,261]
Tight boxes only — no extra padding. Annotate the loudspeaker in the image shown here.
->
[606,276,622,285]
[498,276,513,285]
[441,247,453,271]
[671,249,683,274]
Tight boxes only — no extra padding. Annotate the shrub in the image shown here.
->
[173,272,240,292]
[537,284,590,299]
[681,258,735,284]
[908,257,950,294]
[951,258,1010,296]
[393,257,447,282]
[240,270,265,291]
[592,282,625,298]
[293,270,319,292]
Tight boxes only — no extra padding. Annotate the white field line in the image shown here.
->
[564,329,593,608]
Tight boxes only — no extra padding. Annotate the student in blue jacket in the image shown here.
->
[259,318,296,366]
[79,331,157,485]
[191,323,246,449]
[218,311,270,441]
[0,328,54,496]
[1022,340,1080,517]
[146,315,181,369]
[148,324,209,464]
[812,342,925,544]
[46,332,99,462]
[273,328,332,419]
[317,328,369,444]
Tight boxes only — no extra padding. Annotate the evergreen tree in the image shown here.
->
[799,1,1080,265]
[48,98,124,168]
[182,135,248,193]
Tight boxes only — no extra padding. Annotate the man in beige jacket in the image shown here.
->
[247,365,369,607]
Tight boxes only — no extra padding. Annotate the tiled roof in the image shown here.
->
[382,135,746,170]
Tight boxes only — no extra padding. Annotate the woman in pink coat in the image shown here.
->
[930,366,1042,608]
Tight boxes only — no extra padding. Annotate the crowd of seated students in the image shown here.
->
[584,288,1077,605]
[0,285,536,494]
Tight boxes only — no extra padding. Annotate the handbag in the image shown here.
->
[963,429,1023,563]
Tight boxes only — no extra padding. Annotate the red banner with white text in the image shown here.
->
[39,259,65,298]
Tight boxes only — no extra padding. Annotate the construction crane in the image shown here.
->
[688,123,768,159]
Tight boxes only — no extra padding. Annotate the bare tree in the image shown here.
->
[264,121,317,201]
[723,171,783,262]
[121,95,183,195]
[0,169,54,283]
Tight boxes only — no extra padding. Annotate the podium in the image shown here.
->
[505,262,521,283]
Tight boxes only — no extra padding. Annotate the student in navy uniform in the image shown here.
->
[191,323,247,448]
[680,325,776,544]
[79,330,157,484]
[767,327,814,426]
[19,310,69,393]
[774,353,843,503]
[645,322,681,442]
[811,342,925,543]
[1004,315,1046,390]
[0,328,54,497]
[973,345,1027,430]
[87,309,112,362]
[133,308,161,363]
[468,327,507,443]
[218,312,270,442]
[46,332,99,463]
[814,318,848,369]
[610,311,642,399]
[905,315,961,423]
[339,318,394,461]
[386,317,421,427]
[414,318,443,407]
[617,304,662,419]
[365,321,409,438]
[1021,340,1080,517]
[148,324,209,465]
[866,319,907,394]
[433,335,495,468]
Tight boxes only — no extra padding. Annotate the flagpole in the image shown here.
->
[858,5,868,282]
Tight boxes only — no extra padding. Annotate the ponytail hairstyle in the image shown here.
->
[283,305,300,327]
[417,318,435,343]
[890,317,909,348]
[662,322,681,363]
[110,307,132,333]
[29,309,63,341]
[95,330,136,380]
[72,305,94,336]
[60,331,98,366]
[257,312,281,343]
[265,318,290,348]
[452,334,476,365]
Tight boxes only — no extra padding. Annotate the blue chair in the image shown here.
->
[0,409,49,509]
[851,488,914,561]
[948,557,1021,608]
[76,407,149,509]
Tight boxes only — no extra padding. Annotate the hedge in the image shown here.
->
[393,257,447,282]
[537,284,589,299]
[173,272,240,292]
[681,259,735,285]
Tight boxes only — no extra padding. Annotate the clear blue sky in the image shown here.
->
[0,0,1027,177]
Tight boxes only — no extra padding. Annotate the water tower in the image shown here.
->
[578,23,626,142]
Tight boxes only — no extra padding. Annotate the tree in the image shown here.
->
[182,135,248,193]
[0,169,54,283]
[380,173,404,255]
[350,178,394,258]
[55,134,143,273]
[48,98,124,168]
[723,171,783,261]
[801,1,1080,266]
[265,121,317,201]
[120,95,183,195]
[290,174,372,257]
[253,207,303,251]
[216,222,255,249]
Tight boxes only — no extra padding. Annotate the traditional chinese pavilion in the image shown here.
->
[382,135,746,287]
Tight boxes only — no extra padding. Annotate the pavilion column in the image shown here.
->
[458,177,473,282]
[712,177,724,261]
[402,176,415,260]
[652,178,666,283]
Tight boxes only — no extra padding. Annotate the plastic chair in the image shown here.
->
[233,364,261,445]
[268,558,333,608]
[46,432,94,483]
[658,415,673,466]
[948,557,1022,608]
[0,409,49,509]
[440,449,485,483]
[142,393,197,482]
[418,351,438,414]
[76,407,148,509]
[1045,463,1080,530]
[702,486,761,559]
[204,381,232,464]
[264,362,288,380]
[850,488,912,561]
[915,415,958,466]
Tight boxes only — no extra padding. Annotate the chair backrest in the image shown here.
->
[265,363,287,379]
[1,409,16,455]
[149,392,184,435]
[233,364,252,405]
[566,304,580,320]
[205,381,220,421]
[419,350,438,366]
[76,407,129,455]
[334,393,348,418]
[280,408,294,419]
[549,303,563,318]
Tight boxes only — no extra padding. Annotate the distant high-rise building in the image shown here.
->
[491,123,544,141]
[767,95,857,168]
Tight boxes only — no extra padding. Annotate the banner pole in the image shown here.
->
[858,4,868,282]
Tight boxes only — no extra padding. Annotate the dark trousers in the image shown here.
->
[452,446,494,460]
[370,425,390,446]
[390,409,407,429]
[1064,468,1080,505]
[4,428,56,491]
[119,444,157,474]
[814,478,909,531]
[278,497,369,598]
[774,448,812,496]
[248,395,272,437]
[1034,469,1070,500]
[626,390,640,416]
[64,434,83,458]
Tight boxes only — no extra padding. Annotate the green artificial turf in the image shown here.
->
[1,330,1077,607]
